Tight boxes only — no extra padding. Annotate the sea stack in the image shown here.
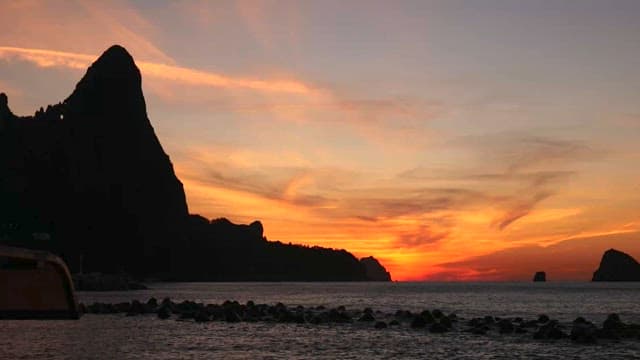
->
[592,249,640,281]
[360,256,392,281]
[533,271,546,282]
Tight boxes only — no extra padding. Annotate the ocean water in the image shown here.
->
[2,282,640,359]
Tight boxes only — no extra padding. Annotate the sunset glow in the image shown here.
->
[1,0,639,280]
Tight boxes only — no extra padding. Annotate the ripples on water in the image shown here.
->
[2,282,640,359]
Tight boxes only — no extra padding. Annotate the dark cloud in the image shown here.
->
[399,168,574,187]
[394,226,450,249]
[177,152,338,208]
[468,170,574,187]
[342,187,486,220]
[398,133,598,230]
[335,98,442,125]
[493,191,552,230]
[451,133,599,171]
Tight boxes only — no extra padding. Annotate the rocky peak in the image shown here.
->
[83,45,139,82]
[592,248,640,281]
[0,92,12,131]
[0,92,12,116]
[66,45,145,122]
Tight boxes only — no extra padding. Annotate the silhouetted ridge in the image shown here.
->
[592,249,640,281]
[177,215,379,281]
[0,45,392,282]
[76,45,140,85]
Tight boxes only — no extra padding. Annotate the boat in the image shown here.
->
[0,246,80,319]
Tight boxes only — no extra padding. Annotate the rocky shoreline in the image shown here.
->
[79,298,640,344]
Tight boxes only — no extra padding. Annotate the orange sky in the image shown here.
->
[1,1,639,280]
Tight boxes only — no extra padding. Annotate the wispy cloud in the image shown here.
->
[75,0,175,64]
[0,0,173,64]
[493,191,552,230]
[0,46,319,95]
[400,133,599,230]
[0,46,94,70]
[452,133,598,172]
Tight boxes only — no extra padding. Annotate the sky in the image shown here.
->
[1,0,639,281]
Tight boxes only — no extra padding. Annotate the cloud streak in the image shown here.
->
[493,191,552,230]
[0,46,319,95]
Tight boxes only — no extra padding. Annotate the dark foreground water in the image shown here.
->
[2,282,640,359]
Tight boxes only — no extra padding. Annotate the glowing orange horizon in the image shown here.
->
[178,163,640,281]
[2,2,640,282]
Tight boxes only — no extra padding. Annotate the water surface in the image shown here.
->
[2,282,639,359]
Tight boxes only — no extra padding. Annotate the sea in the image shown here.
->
[2,282,640,359]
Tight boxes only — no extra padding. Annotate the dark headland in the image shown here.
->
[0,45,390,283]
[360,256,392,281]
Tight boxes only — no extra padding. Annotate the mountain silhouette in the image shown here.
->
[0,45,390,281]
[0,45,189,276]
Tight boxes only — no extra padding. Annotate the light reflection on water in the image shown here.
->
[2,282,640,359]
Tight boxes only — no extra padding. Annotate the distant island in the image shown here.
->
[592,249,640,282]
[0,45,390,282]
[532,271,546,282]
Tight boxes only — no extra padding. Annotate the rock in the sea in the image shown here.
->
[598,313,632,339]
[498,319,514,334]
[537,314,550,324]
[374,321,387,329]
[533,320,567,340]
[570,317,597,344]
[359,256,392,281]
[592,249,640,281]
[421,310,435,323]
[194,310,210,323]
[533,320,566,340]
[157,307,171,320]
[533,271,546,282]
[429,321,449,333]
[411,316,427,329]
